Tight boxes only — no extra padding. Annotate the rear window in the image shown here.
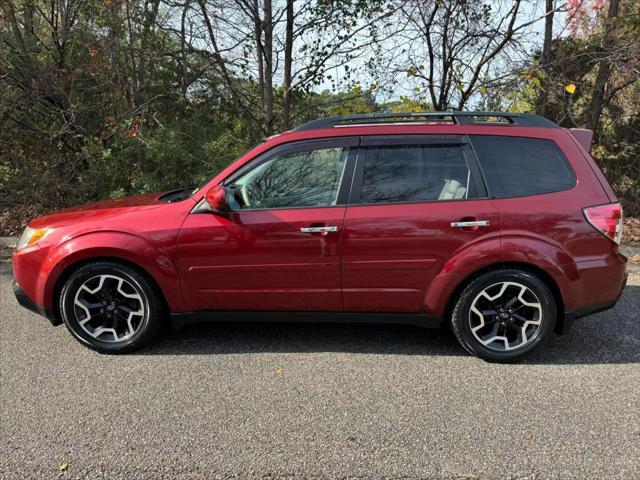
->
[470,136,576,198]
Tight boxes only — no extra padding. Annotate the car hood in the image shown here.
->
[29,192,177,229]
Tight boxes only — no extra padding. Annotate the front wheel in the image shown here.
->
[451,269,557,362]
[59,261,164,353]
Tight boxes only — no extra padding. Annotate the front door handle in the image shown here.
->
[300,226,339,234]
[450,220,490,228]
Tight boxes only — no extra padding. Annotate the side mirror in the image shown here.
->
[204,185,231,213]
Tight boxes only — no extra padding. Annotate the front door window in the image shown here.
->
[229,147,348,210]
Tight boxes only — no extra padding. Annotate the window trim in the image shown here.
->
[360,134,469,147]
[468,134,578,200]
[220,137,359,212]
[348,135,488,207]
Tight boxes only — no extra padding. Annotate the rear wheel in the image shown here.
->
[451,269,557,362]
[59,261,164,353]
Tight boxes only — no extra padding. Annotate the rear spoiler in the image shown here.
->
[568,127,617,202]
[568,128,594,152]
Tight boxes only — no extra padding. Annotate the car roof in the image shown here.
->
[294,112,558,131]
[263,112,563,148]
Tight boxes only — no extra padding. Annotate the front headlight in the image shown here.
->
[17,227,50,250]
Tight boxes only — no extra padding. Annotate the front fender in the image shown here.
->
[41,231,184,312]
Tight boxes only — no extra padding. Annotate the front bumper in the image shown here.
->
[13,280,59,325]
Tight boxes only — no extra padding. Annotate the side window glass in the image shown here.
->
[470,135,576,198]
[230,147,348,209]
[358,144,475,204]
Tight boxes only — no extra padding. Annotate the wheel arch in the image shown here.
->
[442,262,567,334]
[51,256,171,325]
[43,231,184,321]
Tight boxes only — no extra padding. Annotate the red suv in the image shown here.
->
[12,112,628,361]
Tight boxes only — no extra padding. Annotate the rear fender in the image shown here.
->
[423,237,501,316]
[424,235,577,316]
[502,232,600,311]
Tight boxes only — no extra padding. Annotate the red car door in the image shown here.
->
[178,137,357,312]
[342,135,500,313]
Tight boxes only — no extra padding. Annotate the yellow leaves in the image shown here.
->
[395,97,425,113]
[523,431,534,441]
[479,86,487,94]
[565,83,576,94]
[591,144,606,157]
[274,367,285,377]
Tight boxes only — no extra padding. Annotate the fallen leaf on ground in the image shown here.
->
[275,367,285,377]
[523,431,534,441]
[628,255,640,263]
[58,459,69,471]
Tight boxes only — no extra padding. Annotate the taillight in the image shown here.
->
[583,203,623,244]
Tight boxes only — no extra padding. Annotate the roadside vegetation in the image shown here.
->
[0,0,638,238]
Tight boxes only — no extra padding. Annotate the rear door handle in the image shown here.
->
[450,220,490,228]
[300,226,339,233]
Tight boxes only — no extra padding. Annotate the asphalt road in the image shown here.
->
[1,260,639,480]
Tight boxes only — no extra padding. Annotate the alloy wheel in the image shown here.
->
[468,281,543,351]
[73,274,147,343]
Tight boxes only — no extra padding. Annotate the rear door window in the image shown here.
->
[354,140,483,204]
[470,135,576,198]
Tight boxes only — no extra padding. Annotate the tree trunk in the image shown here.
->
[536,0,554,117]
[282,0,294,130]
[588,0,620,135]
[262,0,274,135]
[542,0,554,60]
[253,0,265,121]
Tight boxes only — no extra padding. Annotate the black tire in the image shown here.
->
[59,261,164,353]
[451,269,557,362]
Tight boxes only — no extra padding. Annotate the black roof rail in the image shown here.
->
[293,111,558,131]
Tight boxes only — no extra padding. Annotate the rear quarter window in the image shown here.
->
[470,135,576,198]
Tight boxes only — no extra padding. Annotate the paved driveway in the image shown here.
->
[1,260,639,479]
